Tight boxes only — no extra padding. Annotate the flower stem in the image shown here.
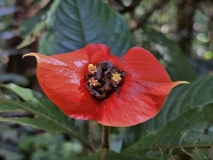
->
[101,125,110,149]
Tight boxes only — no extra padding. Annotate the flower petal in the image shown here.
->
[111,47,172,82]
[98,46,188,126]
[24,44,188,126]
[98,80,187,126]
[24,44,110,120]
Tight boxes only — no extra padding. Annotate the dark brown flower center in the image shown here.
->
[86,61,125,100]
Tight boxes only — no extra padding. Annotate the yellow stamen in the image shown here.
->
[87,64,97,75]
[112,72,122,84]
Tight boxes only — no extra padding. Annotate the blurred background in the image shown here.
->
[0,0,212,159]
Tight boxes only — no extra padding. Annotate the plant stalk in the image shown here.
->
[101,125,110,149]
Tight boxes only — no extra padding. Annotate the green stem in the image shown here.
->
[101,125,110,149]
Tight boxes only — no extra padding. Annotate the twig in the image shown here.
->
[101,125,110,149]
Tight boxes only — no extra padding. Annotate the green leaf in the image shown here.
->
[123,76,213,148]
[17,1,56,49]
[182,148,211,160]
[17,21,45,49]
[123,104,213,155]
[141,28,196,81]
[19,132,82,160]
[81,149,142,160]
[122,76,213,158]
[39,0,134,56]
[0,84,95,152]
[0,83,38,102]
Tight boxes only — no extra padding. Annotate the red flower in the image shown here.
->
[24,44,187,127]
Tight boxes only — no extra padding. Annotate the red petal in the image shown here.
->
[24,44,110,120]
[98,47,188,126]
[24,44,188,126]
[111,47,172,83]
[98,80,184,127]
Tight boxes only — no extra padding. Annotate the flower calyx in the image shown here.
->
[86,61,124,100]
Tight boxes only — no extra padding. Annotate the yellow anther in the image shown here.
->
[87,64,97,75]
[89,78,100,87]
[112,72,122,84]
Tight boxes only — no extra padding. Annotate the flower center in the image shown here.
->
[86,61,124,100]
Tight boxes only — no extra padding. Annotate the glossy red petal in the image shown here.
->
[110,47,172,82]
[98,80,186,126]
[24,44,188,126]
[24,44,110,120]
[98,46,188,126]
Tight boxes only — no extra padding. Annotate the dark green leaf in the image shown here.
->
[17,0,57,49]
[123,104,213,155]
[39,0,134,56]
[122,76,213,158]
[0,84,95,152]
[141,28,196,81]
[182,148,211,160]
[81,149,142,160]
[19,133,82,160]
[0,83,38,102]
[0,98,93,148]
[123,76,213,148]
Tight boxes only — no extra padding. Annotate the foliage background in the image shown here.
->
[0,0,213,159]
